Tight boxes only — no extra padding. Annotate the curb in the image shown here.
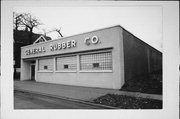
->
[112,91,162,101]
[14,88,118,109]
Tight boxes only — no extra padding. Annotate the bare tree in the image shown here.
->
[13,12,23,31]
[42,28,47,37]
[41,28,54,37]
[20,13,42,44]
[53,27,63,38]
[41,27,63,39]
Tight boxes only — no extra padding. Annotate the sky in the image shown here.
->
[14,6,162,51]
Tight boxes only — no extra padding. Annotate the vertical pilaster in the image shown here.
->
[35,59,38,81]
[147,48,151,73]
[77,54,80,73]
[53,57,56,73]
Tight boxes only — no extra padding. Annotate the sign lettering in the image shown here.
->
[84,36,100,45]
[50,40,76,51]
[25,46,46,55]
[24,36,100,56]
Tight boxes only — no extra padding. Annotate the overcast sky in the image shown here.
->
[14,6,162,51]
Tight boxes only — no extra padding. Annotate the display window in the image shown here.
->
[38,58,54,71]
[79,51,112,71]
[56,55,77,71]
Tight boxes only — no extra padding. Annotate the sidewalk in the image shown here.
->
[14,80,162,103]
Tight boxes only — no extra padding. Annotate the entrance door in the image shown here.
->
[30,65,35,81]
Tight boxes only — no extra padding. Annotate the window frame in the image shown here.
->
[36,48,113,73]
[79,50,113,73]
[37,57,54,73]
[55,55,77,73]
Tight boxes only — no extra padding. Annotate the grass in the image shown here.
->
[93,94,162,109]
[121,70,162,94]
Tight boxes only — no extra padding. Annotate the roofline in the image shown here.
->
[21,24,162,53]
[21,24,121,49]
[122,28,162,53]
[33,35,47,44]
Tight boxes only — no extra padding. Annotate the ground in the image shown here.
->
[121,71,162,94]
[14,90,104,109]
[93,94,162,109]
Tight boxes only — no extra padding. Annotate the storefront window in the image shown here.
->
[44,66,48,69]
[38,58,53,71]
[80,51,112,70]
[56,55,77,71]
[64,65,69,69]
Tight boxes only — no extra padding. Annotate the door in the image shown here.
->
[31,65,35,81]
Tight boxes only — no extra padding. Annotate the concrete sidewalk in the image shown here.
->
[14,80,162,102]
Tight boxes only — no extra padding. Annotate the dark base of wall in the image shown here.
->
[121,70,162,95]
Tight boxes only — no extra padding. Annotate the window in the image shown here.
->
[38,58,53,71]
[93,63,99,68]
[56,55,77,71]
[44,66,48,69]
[80,51,112,70]
[64,65,69,69]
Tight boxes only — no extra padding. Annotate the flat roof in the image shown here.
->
[21,25,121,48]
[21,24,162,53]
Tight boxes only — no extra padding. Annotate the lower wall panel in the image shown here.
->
[36,72,117,89]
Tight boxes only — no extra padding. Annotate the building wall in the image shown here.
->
[21,25,162,89]
[21,26,122,59]
[21,59,31,80]
[21,26,125,89]
[122,29,162,82]
[148,48,162,73]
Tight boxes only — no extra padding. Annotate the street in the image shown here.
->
[14,90,104,109]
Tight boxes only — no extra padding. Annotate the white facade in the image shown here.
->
[21,26,125,89]
[21,25,162,89]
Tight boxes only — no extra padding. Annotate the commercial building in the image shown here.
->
[20,25,162,89]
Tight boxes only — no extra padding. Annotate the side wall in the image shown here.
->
[21,59,30,80]
[122,29,162,82]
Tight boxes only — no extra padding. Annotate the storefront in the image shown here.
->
[21,25,162,89]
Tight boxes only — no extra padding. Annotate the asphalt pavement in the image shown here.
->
[14,80,162,101]
[14,80,162,109]
[14,90,104,109]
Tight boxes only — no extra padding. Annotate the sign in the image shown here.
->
[25,40,77,55]
[84,36,100,45]
[25,36,100,56]
[50,40,76,51]
[25,46,46,55]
